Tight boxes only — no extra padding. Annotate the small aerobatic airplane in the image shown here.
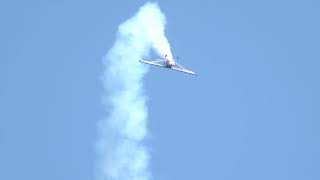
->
[139,55,196,75]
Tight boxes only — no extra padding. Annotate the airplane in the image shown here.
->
[139,54,196,75]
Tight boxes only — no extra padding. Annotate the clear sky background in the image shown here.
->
[1,0,319,180]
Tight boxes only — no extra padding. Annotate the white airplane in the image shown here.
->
[139,55,196,75]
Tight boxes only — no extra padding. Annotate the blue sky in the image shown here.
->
[1,0,319,180]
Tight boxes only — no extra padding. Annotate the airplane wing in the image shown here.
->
[173,62,197,75]
[139,59,196,75]
[171,67,196,75]
[139,59,165,67]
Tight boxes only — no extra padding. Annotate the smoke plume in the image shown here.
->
[96,2,171,180]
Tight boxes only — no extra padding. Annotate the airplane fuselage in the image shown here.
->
[164,59,175,68]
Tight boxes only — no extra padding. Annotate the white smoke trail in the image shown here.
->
[96,2,171,180]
